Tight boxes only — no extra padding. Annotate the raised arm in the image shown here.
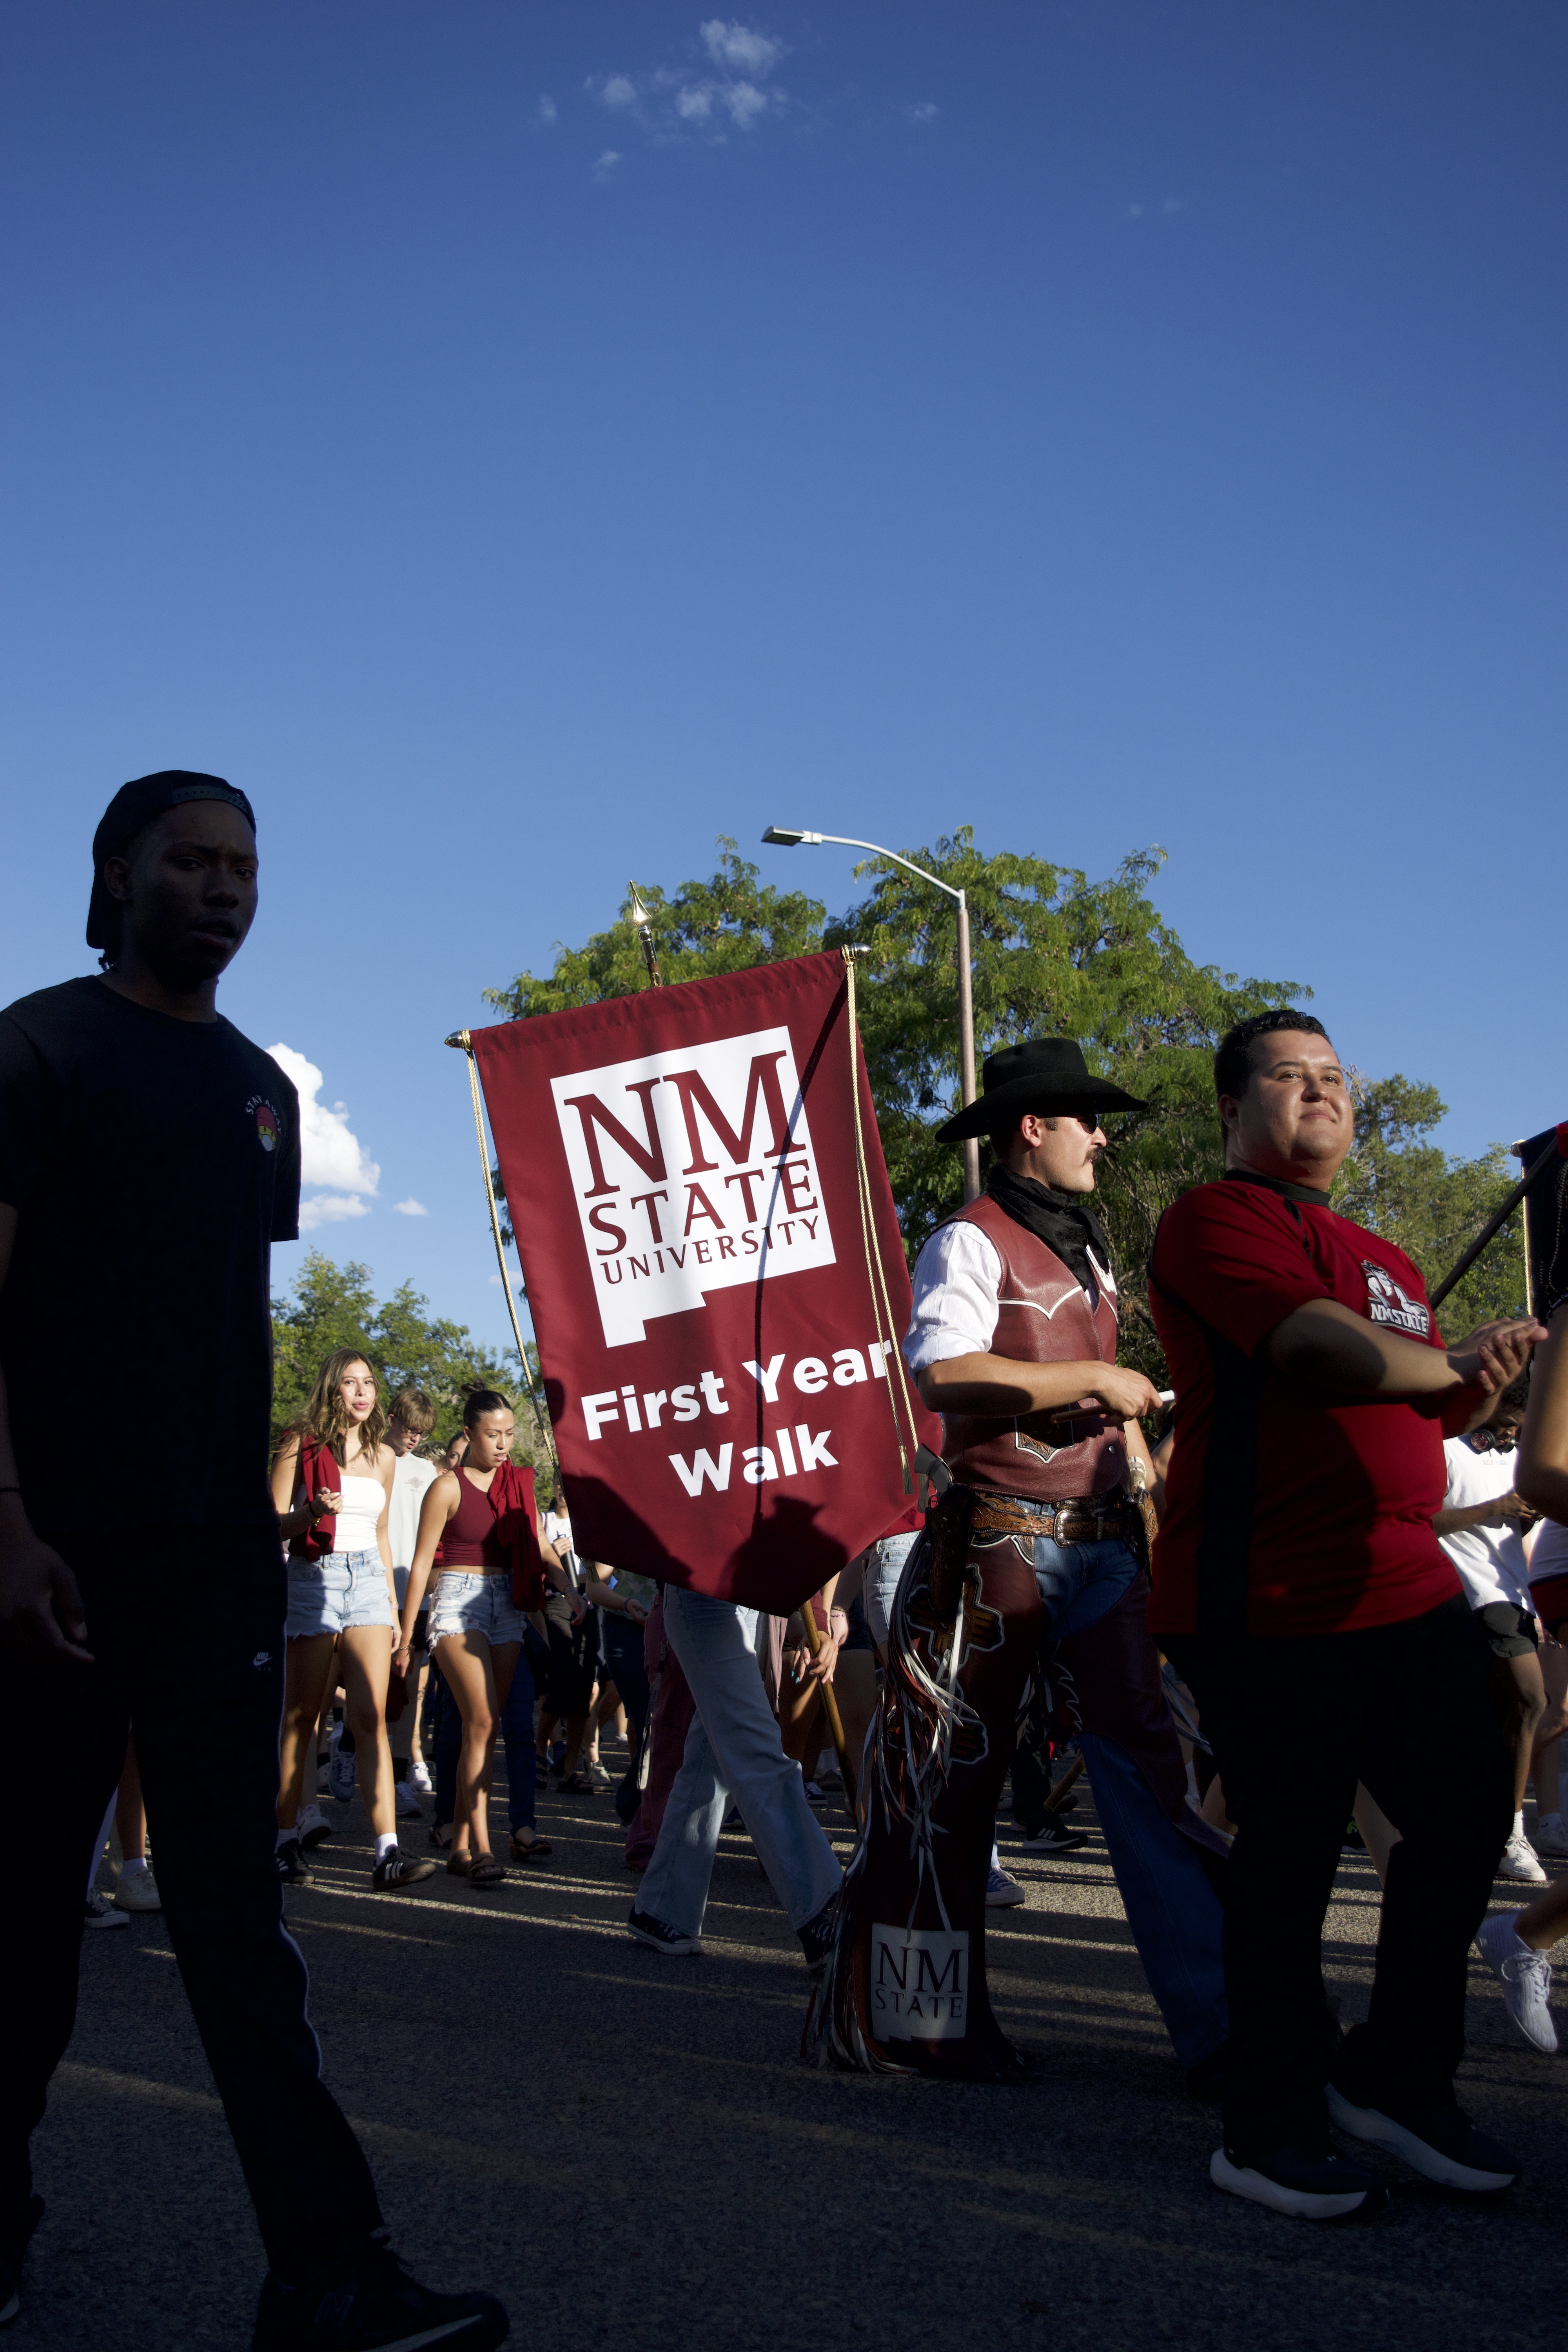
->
[0,1203,91,1661]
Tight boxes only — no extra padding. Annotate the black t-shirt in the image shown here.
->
[0,978,300,1532]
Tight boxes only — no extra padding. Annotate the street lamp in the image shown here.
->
[762,827,980,1203]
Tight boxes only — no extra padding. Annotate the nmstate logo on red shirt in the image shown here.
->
[1361,1259,1430,1337]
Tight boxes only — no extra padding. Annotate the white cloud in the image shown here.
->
[675,84,714,120]
[700,19,782,75]
[905,101,940,125]
[393,1198,428,1218]
[536,95,557,125]
[268,1043,380,1233]
[594,149,622,179]
[1163,196,1186,214]
[299,1193,372,1232]
[600,74,637,109]
[724,80,768,127]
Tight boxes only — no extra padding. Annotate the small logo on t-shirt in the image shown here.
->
[1361,1259,1430,1337]
[247,1096,280,1153]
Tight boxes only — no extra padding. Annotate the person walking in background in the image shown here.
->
[382,1386,440,1818]
[271,1352,436,1896]
[1151,1008,1542,2223]
[1434,1384,1552,1881]
[0,771,507,2346]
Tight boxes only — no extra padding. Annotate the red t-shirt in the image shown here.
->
[1148,1173,1461,1639]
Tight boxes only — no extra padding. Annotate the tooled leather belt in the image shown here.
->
[968,1489,1141,1548]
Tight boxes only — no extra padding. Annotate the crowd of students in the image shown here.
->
[1,772,1565,2351]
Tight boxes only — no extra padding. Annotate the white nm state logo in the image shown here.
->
[550,1024,837,1348]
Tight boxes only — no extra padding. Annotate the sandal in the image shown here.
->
[510,1830,553,1862]
[465,1852,506,1887]
[555,1769,596,1795]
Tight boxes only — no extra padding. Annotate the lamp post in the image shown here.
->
[762,827,980,1204]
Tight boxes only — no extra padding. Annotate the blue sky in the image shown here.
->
[2,2,1563,1364]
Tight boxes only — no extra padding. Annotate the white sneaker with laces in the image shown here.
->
[83,1891,129,1931]
[1530,1812,1568,1860]
[410,1762,433,1794]
[394,1780,424,1819]
[1497,1829,1548,1884]
[296,1801,332,1851]
[328,1729,358,1806]
[113,1864,162,1914]
[985,1865,1026,1909]
[1475,1910,1557,2053]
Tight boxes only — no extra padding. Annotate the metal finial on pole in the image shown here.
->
[628,881,663,988]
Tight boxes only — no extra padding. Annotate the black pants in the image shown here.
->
[0,1528,382,2270]
[1166,1597,1511,2158]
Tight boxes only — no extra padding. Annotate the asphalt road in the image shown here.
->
[14,1746,1563,2352]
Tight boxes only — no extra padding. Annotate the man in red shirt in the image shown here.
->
[1151,1009,1542,2221]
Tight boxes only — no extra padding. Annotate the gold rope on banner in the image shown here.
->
[842,951,921,1493]
[448,1029,559,1477]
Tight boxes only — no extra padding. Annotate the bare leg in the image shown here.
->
[278,1635,342,1829]
[1530,1640,1567,1816]
[831,1653,877,1820]
[1352,1781,1402,1886]
[116,1735,147,1862]
[1512,1873,1568,1951]
[558,1713,589,1779]
[340,1625,397,1841]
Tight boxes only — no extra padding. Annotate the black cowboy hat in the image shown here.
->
[935,1038,1147,1143]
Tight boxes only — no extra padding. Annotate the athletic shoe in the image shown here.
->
[1326,2080,1519,2191]
[113,1864,162,1914]
[1496,1829,1547,1885]
[392,1781,423,1820]
[798,1894,840,1976]
[327,1731,357,1806]
[803,1780,826,1802]
[0,2194,44,2327]
[985,1865,1026,1909]
[409,1762,433,1795]
[1210,2142,1387,2221]
[588,1759,613,1786]
[626,1906,701,1956]
[1530,1812,1568,1859]
[274,1838,311,1885]
[251,2230,508,2350]
[296,1803,333,1852]
[1020,1818,1090,1855]
[83,1891,129,1931]
[1474,1911,1557,2054]
[372,1850,436,1893]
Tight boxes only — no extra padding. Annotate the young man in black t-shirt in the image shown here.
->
[0,773,508,2350]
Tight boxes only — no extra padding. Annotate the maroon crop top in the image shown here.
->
[442,1470,511,1570]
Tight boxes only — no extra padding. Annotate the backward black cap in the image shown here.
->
[87,770,256,949]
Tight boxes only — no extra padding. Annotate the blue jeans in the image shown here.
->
[1031,1530,1143,1637]
[638,1587,842,1938]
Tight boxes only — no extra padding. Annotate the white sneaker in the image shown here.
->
[410,1762,433,1794]
[394,1780,424,1819]
[1530,1812,1568,1859]
[588,1760,613,1786]
[112,1864,162,1914]
[296,1802,332,1851]
[1497,1830,1548,1884]
[1475,1909,1557,2054]
[984,1866,1026,1909]
[83,1891,129,1931]
[328,1728,358,1805]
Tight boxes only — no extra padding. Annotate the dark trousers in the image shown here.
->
[0,1529,381,2270]
[1167,1597,1511,2157]
[600,1614,651,1823]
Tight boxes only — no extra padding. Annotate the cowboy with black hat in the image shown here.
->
[816,1038,1230,2087]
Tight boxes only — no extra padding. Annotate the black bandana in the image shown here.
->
[984,1165,1115,1292]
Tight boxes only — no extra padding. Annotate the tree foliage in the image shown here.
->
[484,833,1526,1385]
[270,1252,555,1477]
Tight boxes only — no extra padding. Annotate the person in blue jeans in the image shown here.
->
[823,1039,1227,2084]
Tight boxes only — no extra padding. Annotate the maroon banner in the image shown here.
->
[469,951,938,1613]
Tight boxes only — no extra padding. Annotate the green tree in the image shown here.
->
[484,832,1525,1385]
[270,1253,554,1476]
[1332,1077,1526,1337]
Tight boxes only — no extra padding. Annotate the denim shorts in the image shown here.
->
[285,1549,395,1639]
[429,1571,529,1651]
[862,1532,922,1650]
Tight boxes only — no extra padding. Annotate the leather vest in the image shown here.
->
[938,1193,1128,1504]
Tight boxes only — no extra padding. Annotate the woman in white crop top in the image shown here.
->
[270,1349,436,1896]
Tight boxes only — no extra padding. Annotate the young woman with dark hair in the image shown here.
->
[271,1349,436,1894]
[397,1391,579,1886]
